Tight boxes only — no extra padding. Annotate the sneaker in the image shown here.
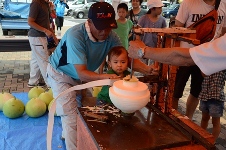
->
[27,83,46,88]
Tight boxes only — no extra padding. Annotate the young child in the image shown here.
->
[198,70,226,143]
[113,3,133,50]
[138,0,166,65]
[96,46,130,105]
[99,3,132,74]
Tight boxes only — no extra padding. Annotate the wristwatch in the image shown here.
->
[137,46,147,58]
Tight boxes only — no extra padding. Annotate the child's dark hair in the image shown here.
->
[108,46,128,61]
[117,3,129,11]
[131,0,143,5]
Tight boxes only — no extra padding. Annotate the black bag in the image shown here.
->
[188,0,221,45]
[47,37,57,49]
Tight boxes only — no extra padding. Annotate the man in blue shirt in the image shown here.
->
[47,2,153,150]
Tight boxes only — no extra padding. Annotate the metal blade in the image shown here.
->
[130,58,134,79]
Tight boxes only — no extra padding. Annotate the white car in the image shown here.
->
[0,3,3,9]
[64,0,79,16]
[141,1,170,12]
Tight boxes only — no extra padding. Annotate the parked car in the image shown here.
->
[71,2,95,19]
[64,0,97,16]
[64,0,79,16]
[66,0,77,4]
[141,1,170,12]
[162,3,180,18]
[0,0,3,9]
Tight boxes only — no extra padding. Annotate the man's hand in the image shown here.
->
[128,40,146,59]
[145,65,159,75]
[104,74,121,79]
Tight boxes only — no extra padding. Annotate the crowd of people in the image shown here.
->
[26,0,226,149]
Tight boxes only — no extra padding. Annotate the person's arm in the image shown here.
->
[65,3,69,9]
[132,58,154,75]
[74,64,120,82]
[175,19,185,27]
[143,46,194,66]
[128,40,195,67]
[220,27,226,37]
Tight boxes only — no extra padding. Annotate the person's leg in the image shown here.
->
[208,99,224,142]
[199,100,210,130]
[31,37,50,87]
[28,37,42,86]
[173,66,191,110]
[47,64,79,150]
[201,112,210,130]
[59,17,63,31]
[212,117,221,142]
[186,65,203,119]
[55,16,60,31]
[61,17,64,29]
[186,94,199,119]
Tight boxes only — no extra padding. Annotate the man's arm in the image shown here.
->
[74,64,119,82]
[128,40,195,67]
[131,58,154,75]
[143,46,195,66]
[175,19,185,27]
[220,27,226,37]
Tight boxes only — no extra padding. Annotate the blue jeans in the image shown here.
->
[199,99,224,117]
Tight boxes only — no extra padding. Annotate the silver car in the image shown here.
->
[71,2,95,19]
[65,0,97,16]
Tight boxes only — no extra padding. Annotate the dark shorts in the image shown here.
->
[199,99,224,117]
[173,65,204,98]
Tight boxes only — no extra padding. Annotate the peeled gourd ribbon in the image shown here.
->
[47,79,117,150]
